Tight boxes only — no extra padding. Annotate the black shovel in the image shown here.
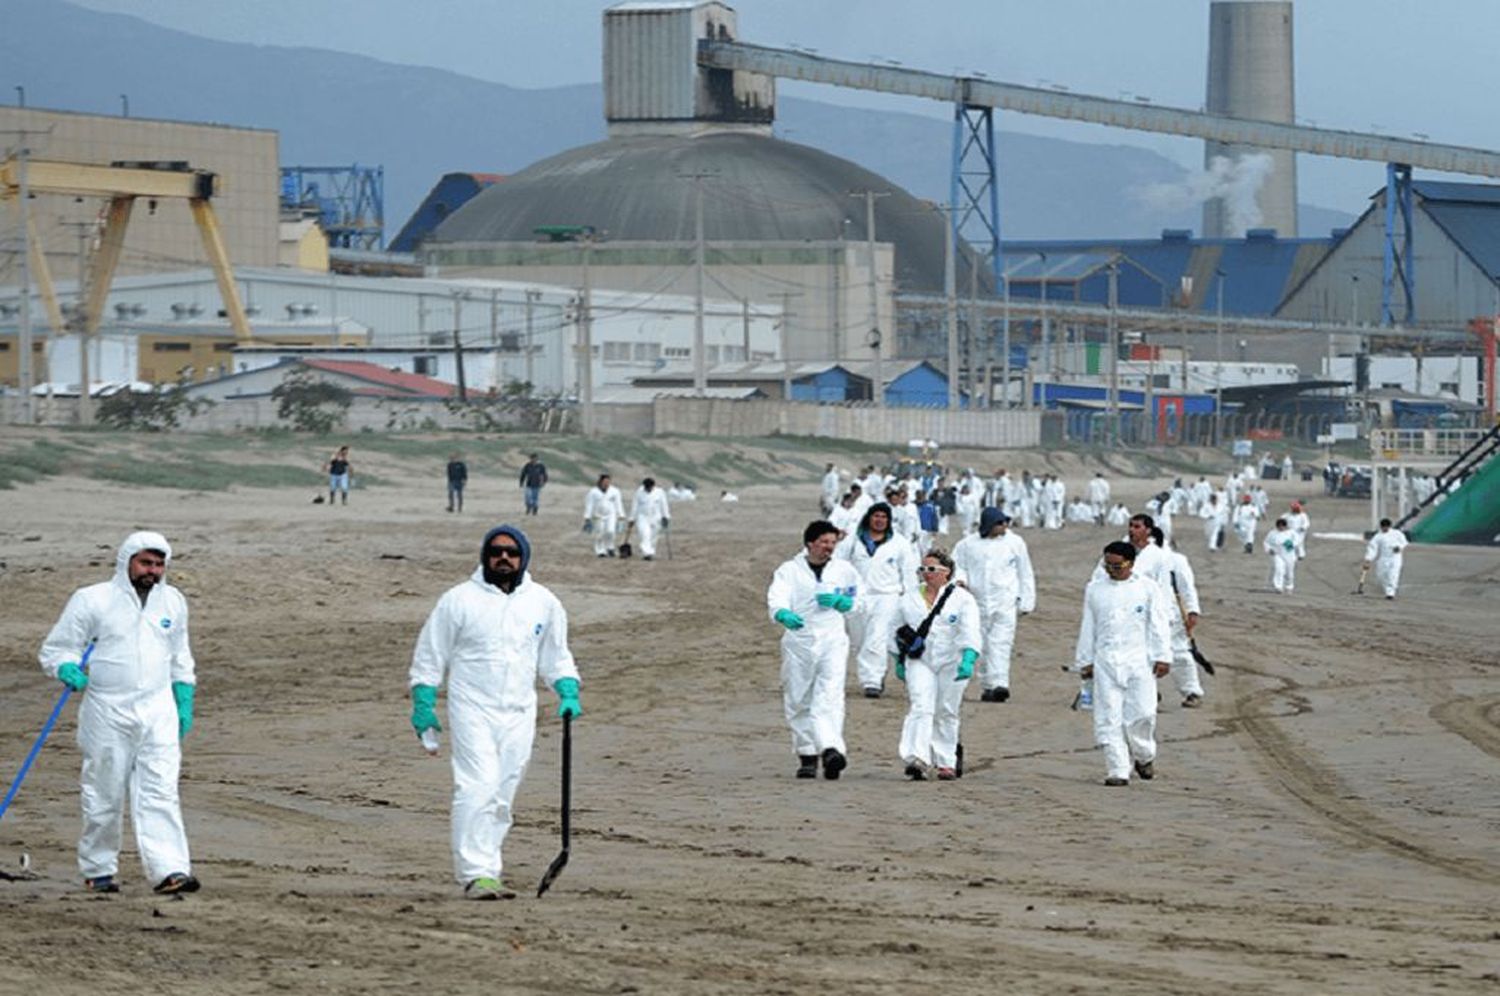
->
[536,713,572,897]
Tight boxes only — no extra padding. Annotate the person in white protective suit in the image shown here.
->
[956,484,982,536]
[820,463,842,517]
[888,487,923,548]
[409,525,581,900]
[1231,494,1260,554]
[583,473,625,558]
[1263,517,1299,593]
[1087,472,1111,524]
[891,548,980,780]
[835,502,918,698]
[1201,493,1228,552]
[952,507,1036,703]
[767,520,860,780]
[1074,541,1172,786]
[1363,518,1409,599]
[1151,526,1206,708]
[629,477,672,561]
[38,530,199,895]
[1043,475,1066,530]
[1285,501,1310,559]
[1105,502,1131,528]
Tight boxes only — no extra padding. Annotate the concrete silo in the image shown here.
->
[1203,1,1298,237]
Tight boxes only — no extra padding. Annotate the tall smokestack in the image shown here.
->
[1203,1,1297,237]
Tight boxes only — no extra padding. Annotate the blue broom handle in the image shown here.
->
[0,642,95,821]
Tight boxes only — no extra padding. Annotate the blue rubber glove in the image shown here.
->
[956,648,978,681]
[410,684,441,734]
[773,608,805,631]
[172,681,195,739]
[57,662,88,692]
[554,677,581,718]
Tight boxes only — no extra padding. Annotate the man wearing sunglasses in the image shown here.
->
[408,525,582,900]
[1075,541,1171,786]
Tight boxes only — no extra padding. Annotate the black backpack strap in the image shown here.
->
[914,583,957,641]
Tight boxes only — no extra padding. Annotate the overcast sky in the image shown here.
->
[70,0,1500,215]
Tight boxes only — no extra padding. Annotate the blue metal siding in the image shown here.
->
[886,363,965,407]
[390,174,496,253]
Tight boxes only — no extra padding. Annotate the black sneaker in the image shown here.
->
[153,872,200,895]
[821,748,847,780]
[862,686,882,699]
[84,875,119,893]
[954,743,964,778]
[984,687,1010,703]
[1104,777,1129,787]
[795,755,818,779]
[1133,759,1155,780]
[904,762,926,780]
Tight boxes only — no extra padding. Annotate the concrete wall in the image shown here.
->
[651,397,1042,449]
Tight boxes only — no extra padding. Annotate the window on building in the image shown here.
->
[1439,381,1459,394]
[413,355,437,375]
[633,342,661,362]
[721,345,746,363]
[664,346,690,359]
[499,333,521,352]
[153,342,192,352]
[603,342,632,362]
[1380,382,1402,390]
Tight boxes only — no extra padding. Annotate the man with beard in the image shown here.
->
[409,525,582,900]
[38,531,200,895]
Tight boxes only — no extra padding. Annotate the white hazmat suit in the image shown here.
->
[835,505,917,694]
[767,550,861,759]
[630,483,671,559]
[409,528,579,887]
[1264,526,1298,593]
[951,514,1035,698]
[891,582,980,771]
[1364,526,1408,598]
[1074,571,1172,783]
[39,531,196,886]
[584,482,626,557]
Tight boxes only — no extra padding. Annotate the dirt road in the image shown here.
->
[1,440,1496,994]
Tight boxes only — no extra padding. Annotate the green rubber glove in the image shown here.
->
[57,662,88,692]
[814,592,838,608]
[773,608,804,630]
[956,649,978,682]
[554,677,582,718]
[172,681,195,739]
[895,659,906,682]
[410,684,441,734]
[830,593,854,613]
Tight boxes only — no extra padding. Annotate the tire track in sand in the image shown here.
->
[1429,694,1500,761]
[1230,671,1500,888]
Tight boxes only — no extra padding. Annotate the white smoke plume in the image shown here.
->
[1135,153,1274,235]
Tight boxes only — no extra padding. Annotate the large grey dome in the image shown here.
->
[429,131,982,294]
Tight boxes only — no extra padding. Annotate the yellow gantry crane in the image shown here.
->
[0,158,254,406]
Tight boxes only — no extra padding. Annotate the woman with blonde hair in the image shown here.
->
[891,547,980,780]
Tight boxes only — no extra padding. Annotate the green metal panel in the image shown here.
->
[1085,342,1101,375]
[1409,455,1500,545]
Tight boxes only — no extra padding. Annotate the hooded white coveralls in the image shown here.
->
[409,565,579,886]
[952,529,1036,694]
[1364,528,1408,597]
[1285,509,1310,559]
[39,531,195,883]
[767,551,861,757]
[1264,527,1298,592]
[891,583,980,769]
[584,485,625,556]
[630,485,671,558]
[1162,548,1205,700]
[821,469,842,515]
[1231,501,1260,550]
[1087,476,1111,521]
[1074,573,1172,782]
[835,524,917,692]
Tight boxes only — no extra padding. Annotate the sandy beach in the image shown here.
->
[1,433,1496,995]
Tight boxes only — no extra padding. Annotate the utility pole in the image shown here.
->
[1107,257,1120,445]
[943,204,958,410]
[451,292,468,402]
[1000,258,1011,409]
[678,171,718,397]
[968,254,981,406]
[59,218,100,418]
[1215,269,1226,447]
[524,288,538,391]
[773,291,801,400]
[741,298,751,361]
[852,191,889,406]
[14,137,34,424]
[580,235,596,435]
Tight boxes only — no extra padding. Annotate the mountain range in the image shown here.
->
[5,0,1355,244]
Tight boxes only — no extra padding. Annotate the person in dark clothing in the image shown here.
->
[446,453,468,513]
[323,446,352,507]
[518,454,548,515]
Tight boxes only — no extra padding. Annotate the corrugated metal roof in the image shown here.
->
[1412,180,1500,205]
[1422,200,1500,280]
[303,359,458,398]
